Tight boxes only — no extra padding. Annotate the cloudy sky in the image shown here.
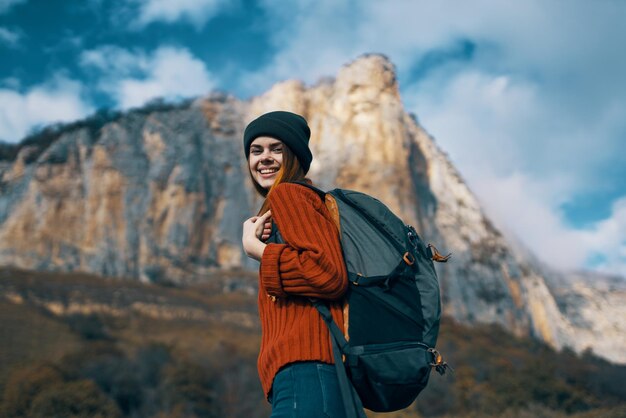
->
[1,0,625,277]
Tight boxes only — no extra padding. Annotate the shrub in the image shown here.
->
[2,363,64,417]
[159,360,219,418]
[29,379,121,418]
[64,314,110,340]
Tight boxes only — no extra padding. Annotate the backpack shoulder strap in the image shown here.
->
[313,300,366,418]
[324,194,341,232]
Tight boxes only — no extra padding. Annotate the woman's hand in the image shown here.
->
[242,210,272,261]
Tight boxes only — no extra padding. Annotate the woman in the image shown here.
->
[241,111,349,417]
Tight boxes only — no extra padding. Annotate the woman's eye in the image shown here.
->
[272,148,283,153]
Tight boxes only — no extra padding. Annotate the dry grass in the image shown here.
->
[0,301,83,394]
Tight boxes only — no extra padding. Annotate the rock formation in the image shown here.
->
[0,55,624,363]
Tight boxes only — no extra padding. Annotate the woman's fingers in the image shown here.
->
[261,222,272,240]
[255,210,272,239]
[259,210,272,223]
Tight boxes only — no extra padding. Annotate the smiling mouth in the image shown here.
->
[258,167,279,175]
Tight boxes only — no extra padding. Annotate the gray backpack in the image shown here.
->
[269,183,450,416]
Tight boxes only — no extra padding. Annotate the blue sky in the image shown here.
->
[1,0,625,277]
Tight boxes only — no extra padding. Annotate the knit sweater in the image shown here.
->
[257,182,348,398]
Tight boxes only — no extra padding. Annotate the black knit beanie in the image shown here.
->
[243,111,313,174]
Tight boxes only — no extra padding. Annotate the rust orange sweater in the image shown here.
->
[257,183,348,398]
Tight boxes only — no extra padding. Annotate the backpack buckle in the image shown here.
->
[403,252,415,266]
[428,348,452,375]
[428,244,452,262]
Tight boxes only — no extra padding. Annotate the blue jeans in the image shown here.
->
[269,362,346,418]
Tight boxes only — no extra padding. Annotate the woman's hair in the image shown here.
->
[250,143,307,215]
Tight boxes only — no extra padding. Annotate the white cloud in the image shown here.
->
[407,71,541,176]
[241,0,361,92]
[0,0,26,14]
[81,45,149,75]
[0,75,93,143]
[0,26,21,47]
[469,172,626,278]
[81,46,214,109]
[1,77,20,89]
[581,198,626,277]
[133,0,230,29]
[408,67,625,186]
[474,173,588,271]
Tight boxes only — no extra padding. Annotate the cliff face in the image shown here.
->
[0,55,623,363]
[0,99,253,281]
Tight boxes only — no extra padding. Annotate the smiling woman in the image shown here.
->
[241,111,357,417]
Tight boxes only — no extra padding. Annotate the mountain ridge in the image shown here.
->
[0,54,623,364]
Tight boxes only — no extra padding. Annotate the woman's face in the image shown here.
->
[249,136,284,190]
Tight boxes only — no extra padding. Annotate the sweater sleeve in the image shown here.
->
[260,183,348,300]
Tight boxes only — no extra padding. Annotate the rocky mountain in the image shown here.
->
[0,55,624,363]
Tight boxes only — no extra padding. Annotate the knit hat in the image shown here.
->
[243,111,313,174]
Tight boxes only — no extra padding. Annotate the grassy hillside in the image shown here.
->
[0,267,624,418]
